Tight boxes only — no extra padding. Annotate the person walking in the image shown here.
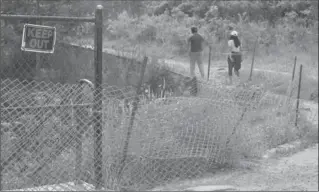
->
[227,30,242,85]
[187,27,209,79]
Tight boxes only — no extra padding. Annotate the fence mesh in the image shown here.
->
[1,75,303,191]
[1,3,316,191]
[1,18,95,84]
[1,38,315,191]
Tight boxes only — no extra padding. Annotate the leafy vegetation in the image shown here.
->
[1,0,318,81]
[106,1,318,61]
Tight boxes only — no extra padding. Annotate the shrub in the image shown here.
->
[106,2,318,70]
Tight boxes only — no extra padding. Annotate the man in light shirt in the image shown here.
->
[227,30,242,85]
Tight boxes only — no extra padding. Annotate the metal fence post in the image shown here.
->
[35,0,41,81]
[0,0,2,188]
[74,79,94,185]
[295,64,303,127]
[286,56,298,106]
[0,62,1,191]
[93,5,103,190]
[118,56,148,187]
[291,56,297,82]
[74,82,84,185]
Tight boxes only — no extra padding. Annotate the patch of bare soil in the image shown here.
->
[237,144,318,191]
[152,144,318,191]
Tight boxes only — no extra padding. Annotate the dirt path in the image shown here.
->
[152,144,318,191]
[235,144,318,191]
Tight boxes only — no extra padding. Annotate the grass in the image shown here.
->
[214,67,318,101]
[82,90,313,190]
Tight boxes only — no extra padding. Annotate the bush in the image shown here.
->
[106,2,318,71]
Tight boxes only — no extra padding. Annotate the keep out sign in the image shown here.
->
[21,24,56,53]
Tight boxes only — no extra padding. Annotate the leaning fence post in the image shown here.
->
[93,5,104,190]
[286,56,298,105]
[118,56,148,186]
[207,46,212,81]
[248,37,258,81]
[295,64,303,127]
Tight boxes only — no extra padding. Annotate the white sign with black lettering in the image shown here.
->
[21,24,56,53]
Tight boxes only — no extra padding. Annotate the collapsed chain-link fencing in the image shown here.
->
[1,74,310,191]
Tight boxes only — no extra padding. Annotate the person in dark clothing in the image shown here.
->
[227,30,242,85]
[187,27,209,79]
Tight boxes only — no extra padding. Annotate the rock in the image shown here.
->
[185,185,237,191]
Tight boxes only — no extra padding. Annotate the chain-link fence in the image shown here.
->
[103,80,302,191]
[1,36,315,192]
[1,80,88,190]
[1,57,314,191]
[1,2,317,191]
[1,78,301,191]
[1,28,96,84]
[1,2,105,190]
